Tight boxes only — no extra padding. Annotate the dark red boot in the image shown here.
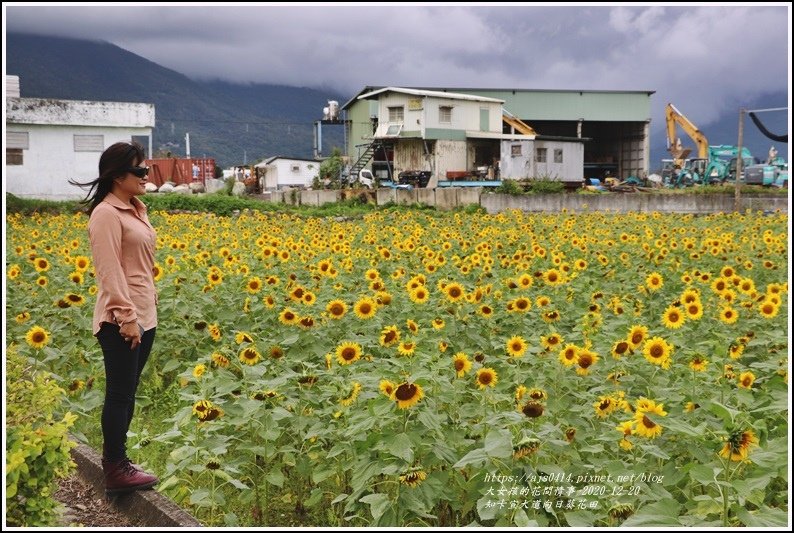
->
[102,458,158,494]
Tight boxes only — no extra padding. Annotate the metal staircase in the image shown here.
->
[349,139,394,179]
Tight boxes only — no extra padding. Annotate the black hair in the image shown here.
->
[69,141,145,215]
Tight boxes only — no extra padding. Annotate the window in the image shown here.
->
[511,144,522,157]
[7,131,28,166]
[439,105,453,124]
[386,124,403,136]
[554,149,563,163]
[291,164,300,172]
[74,134,104,152]
[7,149,23,165]
[388,106,404,123]
[535,148,547,163]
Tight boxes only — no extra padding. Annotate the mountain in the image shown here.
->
[649,92,789,173]
[5,33,347,168]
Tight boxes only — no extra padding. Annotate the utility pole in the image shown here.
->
[734,109,744,212]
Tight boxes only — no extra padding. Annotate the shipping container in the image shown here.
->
[144,157,215,187]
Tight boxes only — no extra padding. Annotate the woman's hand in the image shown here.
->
[120,322,142,349]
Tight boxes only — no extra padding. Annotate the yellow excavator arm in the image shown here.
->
[502,110,537,136]
[665,103,709,162]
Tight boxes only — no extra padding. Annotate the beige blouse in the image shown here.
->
[88,192,157,335]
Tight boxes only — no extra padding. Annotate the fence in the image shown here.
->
[144,158,215,187]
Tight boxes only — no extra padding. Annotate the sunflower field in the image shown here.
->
[5,207,789,527]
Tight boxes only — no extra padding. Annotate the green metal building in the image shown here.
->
[341,86,654,183]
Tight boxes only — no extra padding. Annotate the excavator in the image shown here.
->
[664,103,752,187]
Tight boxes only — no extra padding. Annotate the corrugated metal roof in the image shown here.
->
[357,87,504,104]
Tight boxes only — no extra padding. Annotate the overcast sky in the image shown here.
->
[5,3,791,136]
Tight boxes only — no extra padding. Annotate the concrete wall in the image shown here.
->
[480,193,789,214]
[531,140,584,183]
[500,140,533,180]
[270,187,787,215]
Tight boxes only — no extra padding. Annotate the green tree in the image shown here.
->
[318,148,344,189]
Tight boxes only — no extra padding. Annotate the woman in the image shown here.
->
[70,141,158,494]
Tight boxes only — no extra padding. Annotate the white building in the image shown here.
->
[255,156,319,190]
[5,75,155,200]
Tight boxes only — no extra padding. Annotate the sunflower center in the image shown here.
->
[522,402,544,418]
[450,287,461,297]
[384,331,396,343]
[512,342,522,352]
[454,359,465,371]
[650,345,663,358]
[341,348,356,360]
[579,354,593,368]
[517,300,528,310]
[642,415,656,429]
[669,312,680,322]
[599,399,611,410]
[285,312,295,320]
[32,332,45,343]
[395,384,417,401]
[631,333,643,344]
[360,303,372,313]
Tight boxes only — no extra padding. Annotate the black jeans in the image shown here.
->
[96,322,156,462]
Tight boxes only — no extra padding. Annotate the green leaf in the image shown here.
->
[359,493,391,521]
[161,359,182,373]
[661,416,707,437]
[265,468,284,487]
[331,493,348,505]
[621,499,681,527]
[689,464,717,486]
[385,433,414,463]
[483,429,512,458]
[736,506,788,527]
[476,495,497,521]
[706,401,737,425]
[189,489,211,506]
[564,511,597,527]
[311,468,335,484]
[513,509,534,527]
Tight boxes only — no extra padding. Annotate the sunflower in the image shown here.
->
[645,272,663,291]
[207,270,223,286]
[326,299,347,319]
[543,269,564,286]
[540,333,563,351]
[616,420,635,438]
[340,382,362,406]
[409,286,430,304]
[239,346,262,366]
[235,331,254,344]
[689,356,708,372]
[353,297,378,319]
[15,311,31,324]
[36,276,48,287]
[719,429,758,461]
[542,310,561,323]
[269,346,284,359]
[506,336,528,357]
[633,413,663,439]
[528,388,547,401]
[513,437,541,459]
[536,295,551,307]
[278,308,300,325]
[576,349,599,376]
[758,300,779,319]
[431,318,446,330]
[685,402,700,413]
[263,295,275,308]
[478,304,494,318]
[25,326,50,349]
[335,342,362,365]
[406,319,419,333]
[399,466,428,487]
[33,257,50,272]
[246,276,263,294]
[643,337,673,369]
[737,371,755,389]
[729,342,745,360]
[684,301,704,321]
[719,306,739,324]
[452,352,472,378]
[444,282,465,302]
[662,305,685,329]
[379,325,401,347]
[438,341,449,353]
[379,380,396,399]
[475,368,498,389]
[397,341,417,356]
[69,271,84,284]
[513,297,532,313]
[520,401,544,418]
[558,344,579,367]
[302,291,317,306]
[394,382,424,409]
[211,352,230,368]
[611,340,631,359]
[65,293,86,306]
[193,364,206,378]
[73,255,90,272]
[594,396,616,418]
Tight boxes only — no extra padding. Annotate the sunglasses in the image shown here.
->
[126,166,150,178]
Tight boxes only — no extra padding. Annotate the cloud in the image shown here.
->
[6,3,790,133]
